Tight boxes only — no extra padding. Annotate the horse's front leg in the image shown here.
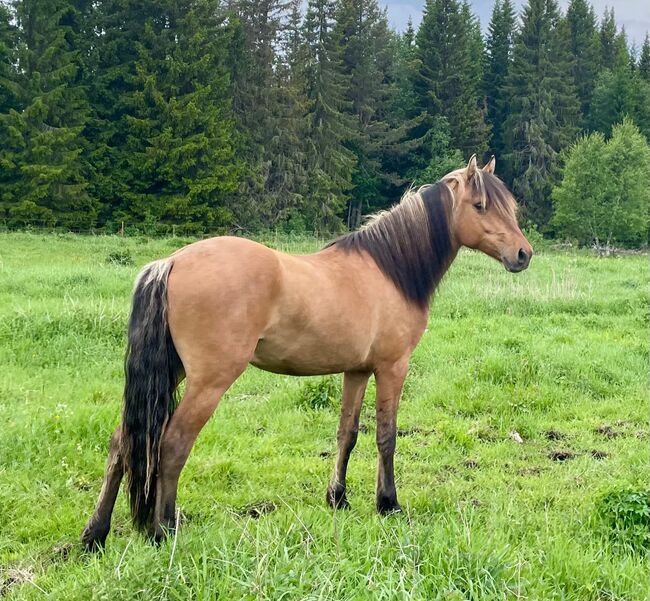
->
[374,359,409,514]
[81,425,124,551]
[327,370,371,509]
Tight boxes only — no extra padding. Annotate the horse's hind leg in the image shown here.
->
[81,426,124,551]
[150,365,248,542]
[327,371,370,509]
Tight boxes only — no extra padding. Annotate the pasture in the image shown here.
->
[0,232,648,600]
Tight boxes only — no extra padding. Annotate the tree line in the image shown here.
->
[0,0,649,242]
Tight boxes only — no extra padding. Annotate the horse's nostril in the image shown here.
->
[517,248,529,264]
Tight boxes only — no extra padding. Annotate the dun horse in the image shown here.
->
[81,155,532,549]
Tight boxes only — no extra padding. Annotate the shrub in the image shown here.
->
[594,487,650,553]
[552,118,650,250]
[106,248,134,266]
[297,377,340,410]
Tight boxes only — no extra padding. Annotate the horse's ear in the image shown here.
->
[466,154,478,179]
[483,155,496,174]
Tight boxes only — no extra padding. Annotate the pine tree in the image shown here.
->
[262,0,310,229]
[90,0,239,232]
[414,0,488,158]
[0,3,17,115]
[86,0,156,223]
[377,18,429,196]
[566,0,600,120]
[639,34,650,83]
[132,0,240,230]
[599,7,617,70]
[484,0,516,165]
[503,0,580,229]
[334,0,406,226]
[589,56,650,140]
[0,2,20,214]
[302,0,356,231]
[2,0,95,228]
[227,0,301,229]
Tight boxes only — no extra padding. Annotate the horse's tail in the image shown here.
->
[121,259,183,531]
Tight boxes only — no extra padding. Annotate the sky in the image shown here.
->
[386,0,650,48]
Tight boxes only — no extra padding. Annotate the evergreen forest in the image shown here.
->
[0,0,649,243]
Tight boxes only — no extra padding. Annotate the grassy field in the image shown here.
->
[0,232,648,600]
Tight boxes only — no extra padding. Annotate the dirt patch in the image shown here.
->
[358,423,369,434]
[590,449,609,460]
[0,567,36,597]
[463,459,480,469]
[545,430,566,441]
[237,500,277,519]
[596,425,622,439]
[397,426,434,437]
[51,543,73,563]
[549,450,576,462]
[318,450,332,458]
[517,466,544,476]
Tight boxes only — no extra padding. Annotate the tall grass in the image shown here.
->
[0,232,648,600]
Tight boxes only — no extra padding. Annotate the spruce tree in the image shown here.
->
[0,3,17,115]
[262,0,310,229]
[484,0,516,165]
[377,18,429,196]
[334,0,406,226]
[129,0,240,231]
[87,0,156,223]
[639,34,650,83]
[89,0,239,232]
[227,0,301,229]
[414,0,488,158]
[599,7,617,70]
[566,0,600,120]
[0,2,20,214]
[503,0,580,229]
[3,0,95,228]
[589,56,650,140]
[302,0,356,231]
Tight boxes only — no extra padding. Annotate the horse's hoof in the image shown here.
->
[376,496,401,515]
[80,525,108,552]
[326,485,351,510]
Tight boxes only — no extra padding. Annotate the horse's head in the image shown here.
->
[443,155,533,273]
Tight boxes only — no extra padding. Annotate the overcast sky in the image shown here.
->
[386,0,650,48]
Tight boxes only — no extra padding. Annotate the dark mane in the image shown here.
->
[326,183,455,307]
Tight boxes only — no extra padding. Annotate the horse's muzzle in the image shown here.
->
[502,247,532,272]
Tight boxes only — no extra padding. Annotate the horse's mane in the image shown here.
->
[326,171,516,308]
[326,182,455,308]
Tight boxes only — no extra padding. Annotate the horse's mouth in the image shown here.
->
[502,257,529,273]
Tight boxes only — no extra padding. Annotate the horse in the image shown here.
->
[81,155,532,550]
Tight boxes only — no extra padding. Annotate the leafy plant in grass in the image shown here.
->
[105,248,134,266]
[297,376,340,410]
[594,488,650,553]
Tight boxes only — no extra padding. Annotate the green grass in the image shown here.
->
[0,232,648,600]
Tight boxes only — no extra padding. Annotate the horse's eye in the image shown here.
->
[473,202,484,212]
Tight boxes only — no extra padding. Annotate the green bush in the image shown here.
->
[105,248,134,266]
[595,487,650,553]
[297,377,340,410]
[552,118,650,249]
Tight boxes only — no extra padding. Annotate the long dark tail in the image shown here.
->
[121,259,183,530]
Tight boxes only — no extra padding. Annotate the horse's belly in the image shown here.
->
[250,331,369,376]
